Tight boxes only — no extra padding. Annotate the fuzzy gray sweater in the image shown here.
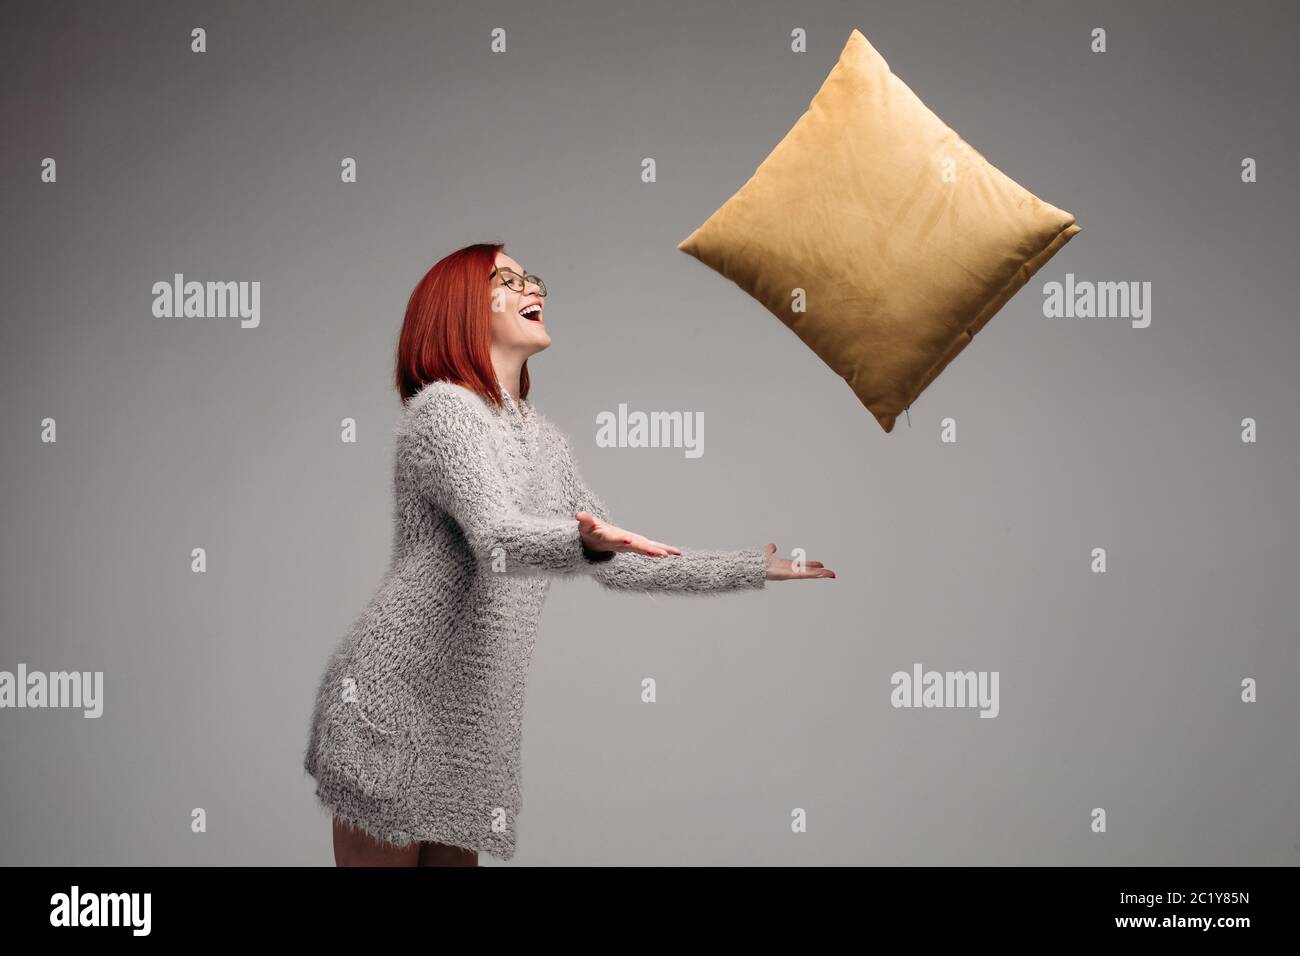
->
[303,379,767,860]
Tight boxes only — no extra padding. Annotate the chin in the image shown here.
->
[524,333,551,354]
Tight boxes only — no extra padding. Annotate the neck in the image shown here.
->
[489,347,525,401]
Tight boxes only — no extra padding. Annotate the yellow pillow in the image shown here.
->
[678,28,1081,433]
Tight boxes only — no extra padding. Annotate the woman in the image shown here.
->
[303,242,834,866]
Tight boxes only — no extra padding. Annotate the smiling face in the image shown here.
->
[488,251,550,358]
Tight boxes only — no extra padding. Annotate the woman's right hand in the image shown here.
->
[576,512,682,558]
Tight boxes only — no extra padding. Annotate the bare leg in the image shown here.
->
[332,815,419,867]
[418,839,479,867]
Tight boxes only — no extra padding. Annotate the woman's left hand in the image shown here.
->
[761,542,835,580]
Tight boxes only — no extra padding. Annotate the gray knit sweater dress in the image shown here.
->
[303,378,768,860]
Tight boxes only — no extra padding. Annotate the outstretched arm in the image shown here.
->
[405,384,599,576]
[551,424,769,593]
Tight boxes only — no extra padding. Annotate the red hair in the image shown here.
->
[394,241,530,409]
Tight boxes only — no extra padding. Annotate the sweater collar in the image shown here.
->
[496,379,530,422]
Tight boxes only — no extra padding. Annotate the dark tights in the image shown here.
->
[332,815,479,867]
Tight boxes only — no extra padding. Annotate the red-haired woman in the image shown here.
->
[303,243,834,866]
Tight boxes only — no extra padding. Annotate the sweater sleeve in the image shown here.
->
[405,388,594,576]
[550,425,768,594]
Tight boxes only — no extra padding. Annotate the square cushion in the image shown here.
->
[678,28,1081,433]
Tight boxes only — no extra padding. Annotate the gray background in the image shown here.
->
[2,0,1297,865]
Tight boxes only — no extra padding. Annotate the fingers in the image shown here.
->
[793,559,835,578]
[608,528,681,558]
[759,542,833,579]
[635,538,677,558]
[769,557,836,580]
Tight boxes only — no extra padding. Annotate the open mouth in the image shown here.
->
[519,304,543,321]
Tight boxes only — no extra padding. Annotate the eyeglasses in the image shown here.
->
[490,267,547,297]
